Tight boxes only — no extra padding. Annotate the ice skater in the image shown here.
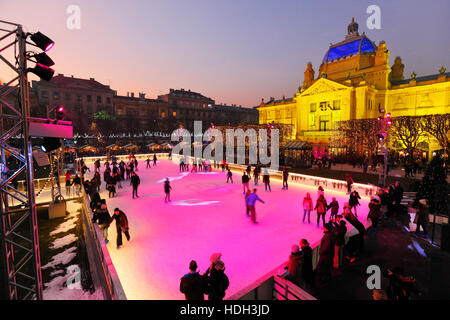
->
[315,194,328,228]
[111,208,130,249]
[242,171,250,194]
[226,169,233,183]
[130,171,140,199]
[92,200,111,244]
[245,188,265,224]
[262,168,271,192]
[146,157,151,168]
[164,178,172,202]
[349,190,361,217]
[153,153,157,166]
[282,166,289,190]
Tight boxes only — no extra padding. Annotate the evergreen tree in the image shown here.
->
[416,155,449,217]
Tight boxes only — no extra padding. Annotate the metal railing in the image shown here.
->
[79,188,127,300]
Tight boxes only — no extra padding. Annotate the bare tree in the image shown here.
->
[422,114,450,156]
[337,118,381,157]
[389,116,425,160]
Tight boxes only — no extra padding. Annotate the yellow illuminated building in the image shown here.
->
[257,18,450,158]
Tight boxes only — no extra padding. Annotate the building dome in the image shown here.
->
[322,18,377,64]
[322,35,377,63]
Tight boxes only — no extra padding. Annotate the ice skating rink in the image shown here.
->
[85,159,370,300]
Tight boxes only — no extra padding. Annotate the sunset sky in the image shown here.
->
[1,0,449,107]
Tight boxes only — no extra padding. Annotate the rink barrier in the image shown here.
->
[227,238,322,300]
[80,188,127,300]
[171,154,379,198]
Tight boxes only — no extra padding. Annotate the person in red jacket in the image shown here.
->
[302,193,313,223]
[111,208,130,249]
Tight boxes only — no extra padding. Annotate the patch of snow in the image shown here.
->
[42,246,77,269]
[50,217,77,236]
[50,234,78,250]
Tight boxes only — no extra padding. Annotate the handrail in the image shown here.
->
[80,188,127,300]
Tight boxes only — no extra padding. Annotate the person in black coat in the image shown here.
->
[348,190,361,217]
[333,216,347,269]
[180,260,207,300]
[343,203,366,256]
[299,239,313,288]
[130,172,140,199]
[315,222,336,288]
[203,253,229,301]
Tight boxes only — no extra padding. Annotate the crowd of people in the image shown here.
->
[72,154,424,300]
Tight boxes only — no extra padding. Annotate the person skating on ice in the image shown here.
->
[226,169,233,183]
[146,157,151,169]
[111,208,130,249]
[164,178,172,202]
[130,171,140,199]
[245,188,265,224]
[262,167,271,192]
[282,166,289,190]
[153,153,157,166]
[242,171,250,194]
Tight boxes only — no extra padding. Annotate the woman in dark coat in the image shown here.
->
[349,190,361,217]
[203,254,229,301]
[368,197,381,232]
[315,222,336,288]
[299,239,313,287]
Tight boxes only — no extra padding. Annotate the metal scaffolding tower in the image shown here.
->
[0,20,43,300]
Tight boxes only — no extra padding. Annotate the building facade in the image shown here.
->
[32,74,116,133]
[257,18,450,159]
[31,76,259,135]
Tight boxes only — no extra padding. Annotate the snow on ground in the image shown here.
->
[43,200,103,300]
[50,234,78,250]
[43,264,103,300]
[84,159,371,300]
[42,246,77,269]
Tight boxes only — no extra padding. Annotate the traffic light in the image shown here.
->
[26,31,55,81]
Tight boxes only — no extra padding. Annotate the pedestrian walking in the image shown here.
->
[414,199,429,239]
